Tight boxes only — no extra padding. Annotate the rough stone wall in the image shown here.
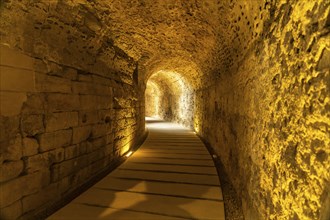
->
[194,1,330,219]
[0,1,145,218]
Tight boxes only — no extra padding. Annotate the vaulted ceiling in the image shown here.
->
[1,0,266,86]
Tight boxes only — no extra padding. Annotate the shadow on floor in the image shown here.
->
[90,178,196,219]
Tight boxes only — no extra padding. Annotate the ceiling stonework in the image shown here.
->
[0,0,267,85]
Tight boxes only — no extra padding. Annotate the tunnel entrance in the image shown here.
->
[145,70,194,128]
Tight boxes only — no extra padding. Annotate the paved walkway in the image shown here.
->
[48,118,225,220]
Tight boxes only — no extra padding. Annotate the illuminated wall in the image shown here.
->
[145,81,160,117]
[0,0,329,219]
[146,70,194,128]
[0,2,146,219]
[194,1,330,220]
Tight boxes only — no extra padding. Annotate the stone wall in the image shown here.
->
[0,46,145,219]
[194,1,330,219]
[0,1,146,218]
[1,0,329,219]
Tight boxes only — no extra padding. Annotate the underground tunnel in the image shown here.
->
[0,0,329,219]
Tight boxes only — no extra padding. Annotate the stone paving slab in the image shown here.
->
[118,163,218,175]
[133,152,213,160]
[94,177,223,200]
[47,203,184,220]
[47,119,225,220]
[110,170,221,186]
[128,157,215,166]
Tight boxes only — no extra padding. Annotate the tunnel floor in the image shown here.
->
[47,118,225,220]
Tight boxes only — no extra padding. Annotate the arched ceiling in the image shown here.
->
[104,0,223,75]
[1,0,267,85]
[85,0,266,82]
[148,70,191,95]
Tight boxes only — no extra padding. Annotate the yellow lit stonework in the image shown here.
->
[0,0,328,219]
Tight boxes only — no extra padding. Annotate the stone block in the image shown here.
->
[88,148,105,164]
[21,93,45,114]
[0,200,22,220]
[35,73,72,93]
[78,74,93,82]
[2,134,23,161]
[21,184,58,214]
[75,155,89,172]
[45,112,78,132]
[21,114,44,136]
[80,95,112,110]
[24,153,49,173]
[62,67,78,80]
[90,156,107,173]
[79,95,97,110]
[0,66,35,92]
[0,116,20,143]
[72,81,93,95]
[0,91,27,117]
[91,123,108,138]
[46,93,80,112]
[73,81,112,96]
[98,109,114,124]
[38,129,72,152]
[51,162,69,183]
[94,83,112,96]
[90,136,107,151]
[39,62,77,80]
[39,168,51,188]
[64,145,77,160]
[72,125,92,144]
[0,172,43,208]
[0,45,34,70]
[78,111,99,125]
[25,148,64,174]
[33,59,48,73]
[48,148,65,164]
[24,171,45,194]
[42,62,62,75]
[68,165,91,188]
[101,95,113,109]
[51,155,88,182]
[92,75,113,86]
[22,138,39,157]
[0,160,24,182]
[79,141,91,154]
[104,143,114,156]
[58,176,70,193]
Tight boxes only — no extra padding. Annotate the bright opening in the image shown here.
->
[145,70,194,128]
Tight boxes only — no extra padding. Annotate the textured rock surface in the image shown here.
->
[0,0,329,220]
[145,1,330,220]
[193,1,330,220]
